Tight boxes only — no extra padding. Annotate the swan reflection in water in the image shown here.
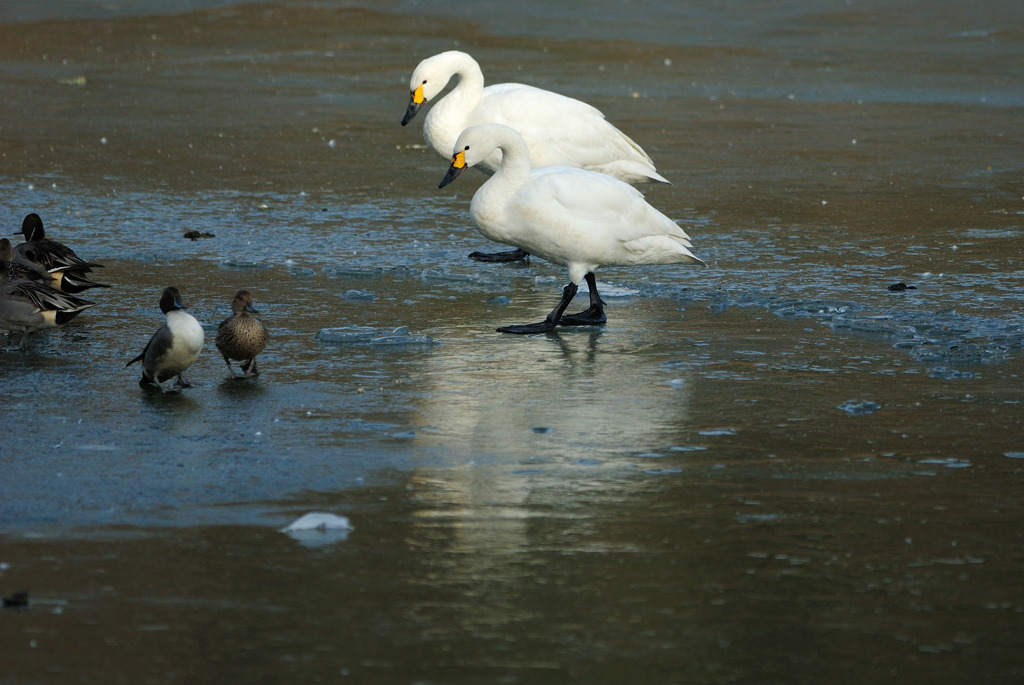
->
[396,319,697,625]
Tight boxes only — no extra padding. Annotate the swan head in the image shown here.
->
[437,124,509,188]
[401,79,427,126]
[401,51,467,126]
[438,146,469,188]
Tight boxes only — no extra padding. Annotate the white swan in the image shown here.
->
[438,124,705,334]
[402,50,669,185]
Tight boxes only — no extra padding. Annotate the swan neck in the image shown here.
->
[492,134,532,183]
[448,54,484,102]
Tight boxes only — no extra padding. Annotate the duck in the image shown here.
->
[438,123,705,334]
[0,271,96,350]
[215,290,269,377]
[1,238,49,285]
[13,213,111,293]
[126,286,204,391]
[402,51,669,262]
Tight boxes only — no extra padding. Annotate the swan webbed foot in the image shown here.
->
[499,281,579,334]
[558,273,606,326]
[468,248,530,263]
[497,320,559,335]
[558,305,607,326]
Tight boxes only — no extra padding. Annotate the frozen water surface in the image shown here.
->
[1,1,1023,684]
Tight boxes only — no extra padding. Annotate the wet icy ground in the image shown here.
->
[2,3,1024,682]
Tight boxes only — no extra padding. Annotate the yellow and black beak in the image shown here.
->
[439,150,467,188]
[400,84,426,126]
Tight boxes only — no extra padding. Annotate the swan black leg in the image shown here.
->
[469,248,531,263]
[498,282,579,334]
[558,272,607,326]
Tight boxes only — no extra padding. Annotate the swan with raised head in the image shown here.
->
[438,124,704,334]
[403,51,668,184]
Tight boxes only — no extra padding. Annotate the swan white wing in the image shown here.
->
[469,85,664,182]
[491,169,699,270]
[528,169,688,243]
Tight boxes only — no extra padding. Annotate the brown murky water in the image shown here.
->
[2,1,1023,683]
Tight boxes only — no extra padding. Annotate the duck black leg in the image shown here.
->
[468,248,530,263]
[242,358,260,377]
[5,331,32,351]
[558,272,607,326]
[498,282,578,334]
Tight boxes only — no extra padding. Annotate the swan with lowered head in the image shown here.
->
[438,123,704,334]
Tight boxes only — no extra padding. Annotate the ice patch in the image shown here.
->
[838,400,880,416]
[280,512,353,547]
[316,325,436,347]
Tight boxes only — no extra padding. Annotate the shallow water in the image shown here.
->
[2,1,1023,683]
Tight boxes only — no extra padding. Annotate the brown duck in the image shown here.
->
[215,290,269,377]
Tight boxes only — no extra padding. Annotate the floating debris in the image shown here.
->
[888,282,918,292]
[183,230,215,241]
[2,591,29,610]
[280,512,353,547]
[316,325,436,347]
[57,75,87,86]
[838,400,880,416]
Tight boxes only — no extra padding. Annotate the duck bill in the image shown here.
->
[439,151,468,188]
[400,85,426,126]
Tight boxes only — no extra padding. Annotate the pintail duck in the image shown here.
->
[215,290,269,377]
[0,272,96,350]
[13,213,111,293]
[126,286,204,391]
[1,238,50,285]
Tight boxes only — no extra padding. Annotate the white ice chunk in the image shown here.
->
[280,512,353,547]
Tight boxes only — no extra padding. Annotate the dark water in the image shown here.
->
[2,1,1023,683]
